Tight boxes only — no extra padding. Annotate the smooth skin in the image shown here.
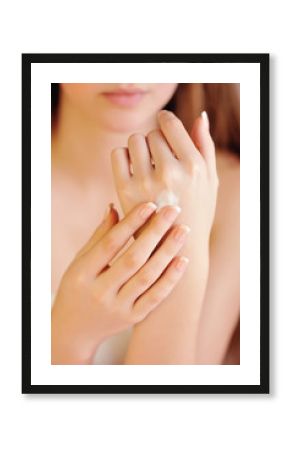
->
[52,83,240,364]
[112,110,218,246]
[112,110,219,363]
[51,201,190,364]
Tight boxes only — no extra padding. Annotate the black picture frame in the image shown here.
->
[22,53,269,394]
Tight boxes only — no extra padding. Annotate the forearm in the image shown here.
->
[194,227,240,364]
[194,277,240,364]
[123,241,209,364]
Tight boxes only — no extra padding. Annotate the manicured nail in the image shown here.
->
[201,110,210,130]
[139,202,157,219]
[162,205,181,221]
[175,256,189,271]
[103,202,114,220]
[172,225,191,243]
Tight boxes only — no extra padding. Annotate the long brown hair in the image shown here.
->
[51,83,240,156]
[165,83,240,156]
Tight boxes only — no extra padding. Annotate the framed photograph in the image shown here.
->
[22,53,269,394]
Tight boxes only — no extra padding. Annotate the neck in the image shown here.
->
[52,96,158,189]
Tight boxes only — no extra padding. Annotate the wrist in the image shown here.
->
[51,331,93,365]
[180,238,210,299]
[182,233,210,263]
[51,312,98,365]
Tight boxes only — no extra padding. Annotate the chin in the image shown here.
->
[101,113,149,134]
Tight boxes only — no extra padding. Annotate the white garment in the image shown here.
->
[51,292,132,364]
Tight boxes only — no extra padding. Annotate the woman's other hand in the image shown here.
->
[111,111,219,252]
[51,202,190,364]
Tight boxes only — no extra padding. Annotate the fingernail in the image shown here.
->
[139,202,157,219]
[175,256,189,271]
[103,203,114,220]
[172,225,191,243]
[201,110,210,130]
[158,109,175,120]
[162,205,181,221]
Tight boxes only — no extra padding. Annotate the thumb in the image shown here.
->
[75,203,119,260]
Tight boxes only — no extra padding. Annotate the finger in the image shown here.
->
[111,146,132,188]
[190,111,217,176]
[75,204,118,260]
[157,110,203,165]
[83,201,158,277]
[132,255,189,322]
[105,205,181,288]
[118,224,190,305]
[128,133,153,177]
[146,129,176,169]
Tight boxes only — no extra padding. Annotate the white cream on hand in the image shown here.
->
[155,190,179,211]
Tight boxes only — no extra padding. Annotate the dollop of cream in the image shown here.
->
[155,190,179,211]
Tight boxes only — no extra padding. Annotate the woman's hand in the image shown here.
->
[111,110,219,252]
[51,202,190,364]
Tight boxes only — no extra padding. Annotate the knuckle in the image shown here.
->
[148,219,163,239]
[111,146,126,159]
[110,148,118,160]
[139,176,152,193]
[131,309,145,324]
[147,295,162,309]
[162,243,176,259]
[119,182,133,199]
[164,115,180,128]
[162,111,177,122]
[73,269,87,289]
[123,250,140,270]
[186,156,195,171]
[187,158,202,177]
[137,270,152,288]
[95,274,114,299]
[115,303,128,320]
[128,133,144,146]
[147,129,160,141]
[97,291,109,307]
[108,301,122,320]
[167,272,178,287]
[91,283,102,301]
[157,279,175,297]
[122,220,135,237]
[159,167,173,185]
[102,233,119,254]
[157,287,171,300]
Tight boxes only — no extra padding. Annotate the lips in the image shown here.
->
[102,89,148,107]
[103,88,147,95]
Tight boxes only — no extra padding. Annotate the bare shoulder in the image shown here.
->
[213,148,240,232]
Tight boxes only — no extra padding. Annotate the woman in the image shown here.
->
[51,83,240,364]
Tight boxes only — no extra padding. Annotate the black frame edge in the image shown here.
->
[22,53,270,394]
[259,53,270,394]
[23,384,267,395]
[22,53,32,393]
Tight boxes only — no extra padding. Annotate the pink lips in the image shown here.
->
[102,89,147,107]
